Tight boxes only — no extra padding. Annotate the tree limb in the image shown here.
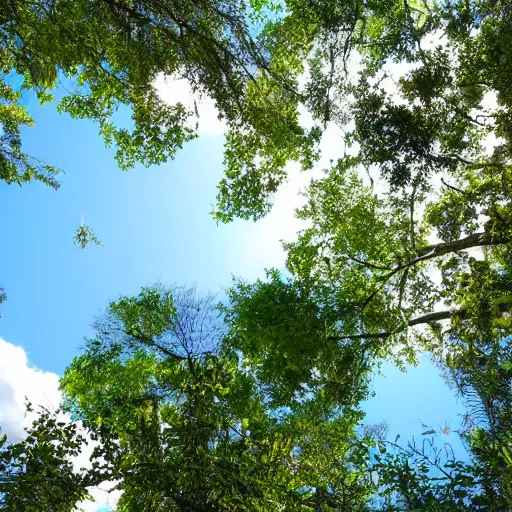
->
[329,303,511,341]
[396,231,509,272]
[441,177,468,195]
[345,232,508,276]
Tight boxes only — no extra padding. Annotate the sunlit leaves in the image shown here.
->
[58,284,370,510]
[223,269,372,408]
[0,0,298,203]
[74,223,103,249]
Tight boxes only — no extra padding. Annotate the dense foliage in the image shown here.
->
[59,286,372,511]
[0,405,90,510]
[0,0,313,200]
[2,284,509,510]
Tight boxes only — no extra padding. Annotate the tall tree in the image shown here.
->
[211,7,512,487]
[60,285,372,511]
[223,274,512,510]
[215,0,512,222]
[1,283,505,510]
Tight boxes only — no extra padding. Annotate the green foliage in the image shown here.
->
[60,285,370,511]
[0,0,317,207]
[2,281,509,511]
[3,0,512,508]
[73,224,103,249]
[222,269,372,408]
[110,286,177,341]
[244,8,512,505]
[0,405,90,511]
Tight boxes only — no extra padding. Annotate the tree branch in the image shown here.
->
[410,183,417,250]
[132,333,187,361]
[345,253,391,270]
[441,177,467,195]
[328,310,451,341]
[329,303,511,342]
[396,231,509,272]
[344,232,508,277]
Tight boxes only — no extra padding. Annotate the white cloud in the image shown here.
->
[0,337,119,512]
[79,481,121,512]
[154,74,227,136]
[239,122,346,272]
[0,337,61,442]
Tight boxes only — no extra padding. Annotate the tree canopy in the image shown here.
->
[0,0,313,197]
[3,284,509,510]
[213,0,512,219]
[3,0,512,232]
[1,0,512,510]
[58,285,372,511]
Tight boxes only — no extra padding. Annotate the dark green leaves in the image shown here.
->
[0,407,90,511]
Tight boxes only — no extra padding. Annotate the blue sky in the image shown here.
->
[0,94,281,372]
[0,88,470,507]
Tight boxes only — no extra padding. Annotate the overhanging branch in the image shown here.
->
[329,303,511,342]
[345,232,509,279]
